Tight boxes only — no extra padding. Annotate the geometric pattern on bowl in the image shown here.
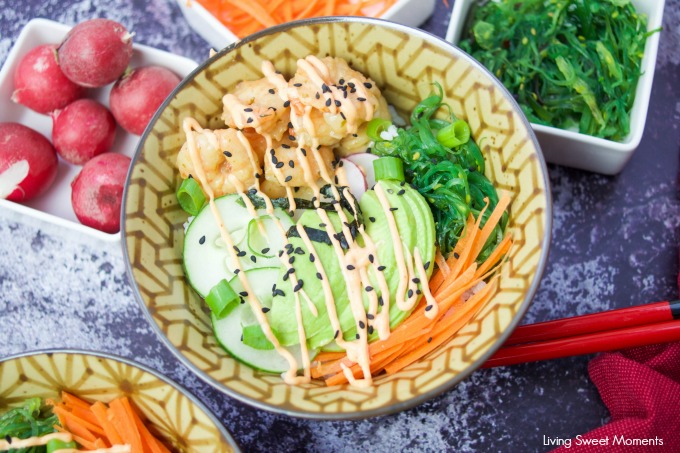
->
[0,351,238,451]
[123,17,551,418]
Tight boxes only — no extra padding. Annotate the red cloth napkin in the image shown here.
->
[553,339,680,452]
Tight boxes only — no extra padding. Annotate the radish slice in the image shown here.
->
[345,153,379,189]
[0,160,29,199]
[340,158,368,200]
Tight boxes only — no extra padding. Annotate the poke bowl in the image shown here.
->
[0,350,239,451]
[122,17,551,419]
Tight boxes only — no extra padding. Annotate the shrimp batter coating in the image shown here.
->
[222,78,290,141]
[177,128,262,197]
[336,95,391,157]
[285,56,390,146]
[263,135,334,188]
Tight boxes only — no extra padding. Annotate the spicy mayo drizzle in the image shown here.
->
[184,56,437,386]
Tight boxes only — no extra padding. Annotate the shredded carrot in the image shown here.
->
[314,194,513,385]
[91,401,122,446]
[110,398,144,453]
[194,0,399,39]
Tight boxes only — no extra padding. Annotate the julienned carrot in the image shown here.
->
[110,398,144,453]
[91,401,122,446]
[315,192,512,385]
[61,391,92,411]
[195,0,399,39]
[52,405,107,439]
[128,402,172,453]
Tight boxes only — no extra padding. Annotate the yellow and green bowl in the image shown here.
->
[0,350,240,451]
[122,17,552,419]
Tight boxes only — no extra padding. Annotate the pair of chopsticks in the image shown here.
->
[483,300,680,368]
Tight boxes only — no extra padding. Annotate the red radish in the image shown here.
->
[0,123,58,201]
[52,99,116,165]
[58,18,133,87]
[340,158,368,200]
[346,153,379,188]
[71,153,131,233]
[109,65,181,135]
[12,44,85,114]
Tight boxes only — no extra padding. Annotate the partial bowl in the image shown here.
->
[446,0,665,175]
[0,18,197,242]
[0,350,240,452]
[176,0,436,50]
[122,17,551,419]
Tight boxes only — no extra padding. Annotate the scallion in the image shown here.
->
[206,279,239,319]
[373,156,405,182]
[241,324,275,350]
[177,177,206,216]
[436,119,471,148]
[366,118,393,141]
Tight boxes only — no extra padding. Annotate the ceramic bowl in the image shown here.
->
[446,0,665,175]
[122,17,551,419]
[0,350,239,452]
[176,0,436,50]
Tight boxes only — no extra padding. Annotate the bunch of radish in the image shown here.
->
[1,18,181,234]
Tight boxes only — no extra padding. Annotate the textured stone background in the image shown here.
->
[1,1,679,452]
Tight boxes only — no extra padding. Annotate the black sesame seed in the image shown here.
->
[365,286,373,292]
[278,250,284,257]
[281,143,290,149]
[247,117,253,124]
[250,255,257,263]
[316,272,323,280]
[339,78,345,84]
[325,98,332,107]
[322,83,330,93]
[283,100,290,107]
[285,175,292,182]
[239,291,248,297]
[334,100,341,107]
[288,122,293,129]
[301,148,307,156]
[282,272,289,281]
[338,160,344,167]
[293,82,302,87]
[356,333,360,340]
[334,330,339,339]
[453,252,460,259]
[377,265,386,271]
[276,162,284,169]
[319,223,326,227]
[368,254,374,263]
[400,181,406,186]
[289,256,295,264]
[417,289,422,295]
[364,82,372,89]
[343,90,348,99]
[368,325,374,335]
[234,268,241,274]
[268,88,275,94]
[294,280,304,292]
[425,305,433,311]
[272,155,278,164]
[223,151,232,157]
[287,268,295,275]
[270,148,276,155]
[199,235,206,245]
[315,92,320,99]
[295,247,305,255]
[262,307,270,313]
[427,337,433,343]
[412,278,421,284]
[248,188,257,195]
[347,264,355,270]
[340,112,346,120]
[357,97,366,102]
[244,107,253,112]
[378,296,384,306]
[390,207,398,211]
[424,261,431,270]
[309,254,315,262]
[359,321,365,329]
[408,289,414,298]
[289,135,296,141]
[237,251,247,257]
[397,189,406,196]
[369,217,376,223]
[367,313,375,320]
[289,160,295,168]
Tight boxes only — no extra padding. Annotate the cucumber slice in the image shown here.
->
[212,267,316,373]
[183,195,291,297]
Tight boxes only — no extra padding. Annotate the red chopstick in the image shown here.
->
[483,300,680,368]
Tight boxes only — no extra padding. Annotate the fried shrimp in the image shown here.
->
[336,95,391,156]
[222,78,290,141]
[177,128,262,197]
[263,135,334,188]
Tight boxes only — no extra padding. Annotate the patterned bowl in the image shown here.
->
[122,17,551,418]
[0,350,239,452]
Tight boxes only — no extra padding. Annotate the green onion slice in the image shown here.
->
[206,279,239,319]
[436,119,471,148]
[241,324,275,350]
[47,439,78,453]
[366,118,393,141]
[177,177,206,216]
[373,157,405,182]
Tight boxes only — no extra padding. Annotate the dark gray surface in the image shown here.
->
[1,1,679,452]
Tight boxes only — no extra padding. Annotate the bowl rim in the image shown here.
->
[0,348,241,451]
[122,15,553,420]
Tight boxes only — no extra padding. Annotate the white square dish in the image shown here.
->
[446,0,665,175]
[0,18,198,242]
[176,0,436,50]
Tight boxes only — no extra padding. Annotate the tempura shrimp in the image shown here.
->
[263,135,334,188]
[336,95,391,157]
[177,128,262,197]
[222,78,290,141]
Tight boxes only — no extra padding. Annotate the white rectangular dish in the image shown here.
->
[176,0,436,50]
[0,18,198,242]
[446,0,665,175]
